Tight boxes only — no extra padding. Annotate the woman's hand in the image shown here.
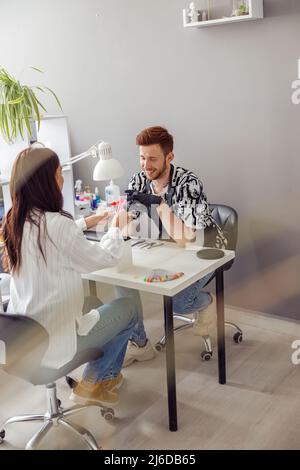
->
[111,210,134,236]
[84,212,109,230]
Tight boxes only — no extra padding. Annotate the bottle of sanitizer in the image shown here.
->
[94,187,101,205]
[105,180,120,206]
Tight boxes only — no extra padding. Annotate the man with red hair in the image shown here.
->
[117,126,227,367]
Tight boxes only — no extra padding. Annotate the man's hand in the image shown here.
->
[125,190,162,208]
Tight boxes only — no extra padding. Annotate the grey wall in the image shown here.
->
[0,0,299,318]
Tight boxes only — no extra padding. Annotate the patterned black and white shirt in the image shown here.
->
[128,164,227,249]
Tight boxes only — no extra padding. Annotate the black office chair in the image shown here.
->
[155,204,242,361]
[0,313,114,450]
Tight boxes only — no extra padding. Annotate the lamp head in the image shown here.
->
[98,142,113,160]
[93,142,124,181]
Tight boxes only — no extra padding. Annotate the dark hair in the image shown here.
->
[136,126,174,156]
[1,147,72,273]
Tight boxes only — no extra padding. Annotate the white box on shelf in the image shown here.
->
[36,115,74,216]
[0,115,75,217]
[0,134,29,214]
[183,0,263,28]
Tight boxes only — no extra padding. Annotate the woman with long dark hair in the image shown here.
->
[1,146,137,405]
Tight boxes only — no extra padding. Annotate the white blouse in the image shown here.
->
[7,213,123,369]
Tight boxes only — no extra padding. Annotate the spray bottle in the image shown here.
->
[74,180,83,200]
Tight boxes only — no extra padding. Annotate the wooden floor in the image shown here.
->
[1,290,300,450]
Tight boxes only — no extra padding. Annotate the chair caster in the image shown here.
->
[233,332,243,344]
[101,408,114,421]
[155,343,165,352]
[201,351,212,361]
[0,429,5,444]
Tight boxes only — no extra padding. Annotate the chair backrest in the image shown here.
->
[206,204,238,250]
[0,314,49,381]
[204,204,238,269]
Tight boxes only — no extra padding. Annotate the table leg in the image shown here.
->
[216,267,226,384]
[89,280,97,297]
[163,296,178,432]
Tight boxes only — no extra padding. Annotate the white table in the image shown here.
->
[83,242,235,431]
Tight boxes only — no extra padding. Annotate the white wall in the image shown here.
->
[0,0,299,318]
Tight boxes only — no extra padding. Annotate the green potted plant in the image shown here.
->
[0,66,62,144]
[236,1,249,16]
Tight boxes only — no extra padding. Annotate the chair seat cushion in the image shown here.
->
[30,348,103,385]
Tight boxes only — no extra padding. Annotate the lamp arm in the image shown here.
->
[63,152,92,166]
[62,141,104,167]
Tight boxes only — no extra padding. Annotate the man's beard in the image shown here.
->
[147,158,167,181]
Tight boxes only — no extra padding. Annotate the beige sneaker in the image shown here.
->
[102,373,124,391]
[122,340,156,368]
[66,373,124,391]
[70,379,120,406]
[193,294,217,336]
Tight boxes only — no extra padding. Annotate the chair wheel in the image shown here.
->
[233,332,243,344]
[0,429,5,444]
[155,343,165,352]
[101,408,114,421]
[201,351,212,361]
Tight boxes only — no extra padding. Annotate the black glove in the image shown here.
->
[125,190,162,208]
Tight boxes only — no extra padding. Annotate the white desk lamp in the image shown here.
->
[93,142,124,204]
[0,141,124,205]
[64,141,124,204]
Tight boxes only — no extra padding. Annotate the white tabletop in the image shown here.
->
[83,242,235,297]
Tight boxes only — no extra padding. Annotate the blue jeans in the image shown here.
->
[76,297,138,383]
[114,272,213,346]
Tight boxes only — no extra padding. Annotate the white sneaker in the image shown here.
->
[193,294,217,336]
[122,339,156,368]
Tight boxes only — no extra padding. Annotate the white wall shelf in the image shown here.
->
[183,0,263,29]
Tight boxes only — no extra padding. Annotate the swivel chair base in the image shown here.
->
[155,313,243,361]
[0,382,115,450]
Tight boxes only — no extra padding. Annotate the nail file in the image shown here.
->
[131,239,145,247]
[139,242,150,248]
[147,242,164,249]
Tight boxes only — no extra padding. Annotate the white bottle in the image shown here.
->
[188,1,199,22]
[94,186,101,205]
[116,239,133,273]
[105,180,120,206]
[74,179,83,199]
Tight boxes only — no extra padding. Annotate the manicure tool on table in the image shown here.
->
[146,242,165,249]
[131,239,146,247]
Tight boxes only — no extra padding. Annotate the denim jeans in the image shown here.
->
[114,272,214,346]
[76,296,138,383]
